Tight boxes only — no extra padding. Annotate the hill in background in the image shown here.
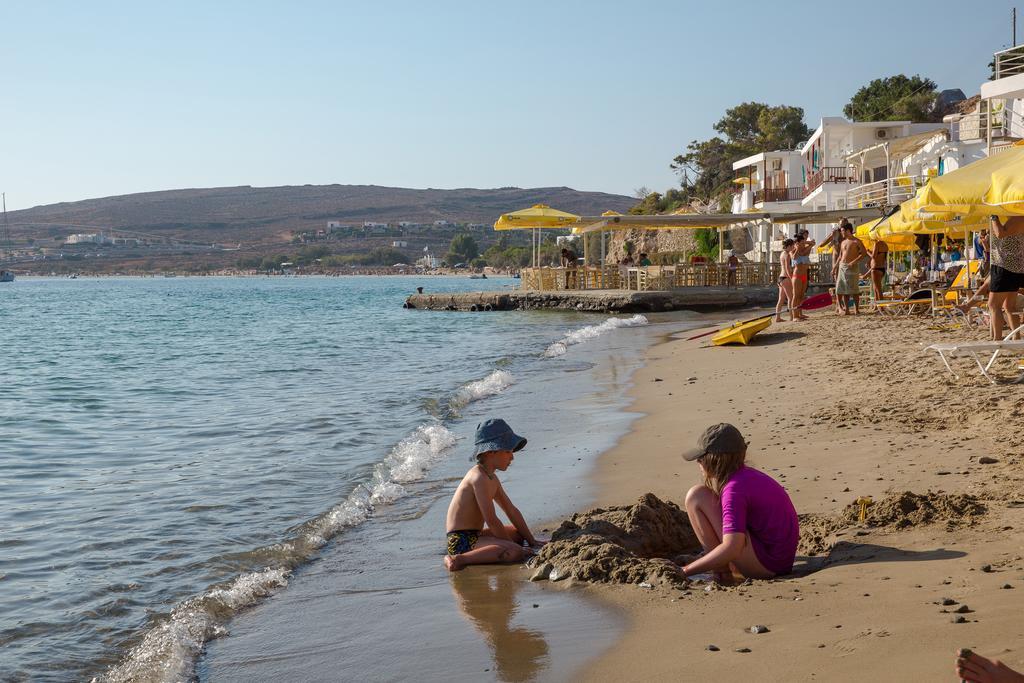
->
[7,184,636,245]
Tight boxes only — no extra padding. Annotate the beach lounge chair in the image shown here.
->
[924,323,1024,384]
[875,288,932,316]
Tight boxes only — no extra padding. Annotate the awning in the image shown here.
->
[569,207,890,234]
[844,129,949,164]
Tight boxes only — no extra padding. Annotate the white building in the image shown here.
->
[732,117,982,263]
[66,232,114,245]
[392,240,409,248]
[977,44,1024,150]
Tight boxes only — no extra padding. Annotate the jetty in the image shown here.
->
[403,286,808,313]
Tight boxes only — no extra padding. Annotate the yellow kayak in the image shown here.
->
[710,316,772,346]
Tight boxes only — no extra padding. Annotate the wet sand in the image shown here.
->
[572,314,1024,680]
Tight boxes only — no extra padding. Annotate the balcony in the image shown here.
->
[753,187,803,204]
[846,175,927,208]
[995,45,1024,79]
[804,167,857,196]
[954,106,1024,143]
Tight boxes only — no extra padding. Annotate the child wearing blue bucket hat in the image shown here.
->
[444,418,546,571]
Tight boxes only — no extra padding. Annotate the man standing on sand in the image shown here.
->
[835,223,867,315]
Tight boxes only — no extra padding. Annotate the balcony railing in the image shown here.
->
[995,44,1024,79]
[754,186,803,204]
[804,167,857,196]
[846,175,927,208]
[955,106,1024,142]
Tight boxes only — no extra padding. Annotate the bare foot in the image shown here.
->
[444,555,463,572]
[774,316,785,322]
[957,649,1024,683]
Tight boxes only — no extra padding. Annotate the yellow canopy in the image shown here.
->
[877,201,983,238]
[493,204,579,230]
[855,221,917,252]
[908,141,1024,219]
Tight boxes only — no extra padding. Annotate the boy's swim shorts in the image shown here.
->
[446,529,480,555]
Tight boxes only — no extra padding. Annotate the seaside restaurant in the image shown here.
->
[496,205,887,292]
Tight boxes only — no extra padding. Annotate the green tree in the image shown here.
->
[445,234,479,264]
[843,75,938,122]
[693,228,720,259]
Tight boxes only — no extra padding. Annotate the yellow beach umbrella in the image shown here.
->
[909,142,1024,219]
[855,221,917,251]
[493,204,579,269]
[493,204,579,230]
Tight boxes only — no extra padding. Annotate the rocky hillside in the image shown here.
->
[6,184,635,245]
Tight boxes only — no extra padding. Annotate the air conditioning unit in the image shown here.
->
[875,129,890,139]
[771,158,783,171]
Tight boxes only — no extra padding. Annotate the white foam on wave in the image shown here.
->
[97,567,289,683]
[450,370,515,409]
[97,423,457,683]
[543,314,649,357]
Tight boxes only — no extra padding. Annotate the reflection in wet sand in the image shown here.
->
[450,569,549,682]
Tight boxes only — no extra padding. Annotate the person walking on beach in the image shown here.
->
[987,216,1024,340]
[444,419,546,571]
[791,229,815,317]
[675,424,798,583]
[866,236,888,304]
[835,223,867,315]
[775,239,796,322]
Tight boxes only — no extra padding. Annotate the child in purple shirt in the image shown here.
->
[676,423,799,581]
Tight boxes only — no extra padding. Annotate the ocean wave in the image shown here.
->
[98,568,289,683]
[95,424,456,683]
[543,315,648,357]
[449,370,515,410]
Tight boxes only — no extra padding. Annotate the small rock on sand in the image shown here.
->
[981,564,994,573]
[941,598,957,606]
[750,625,770,634]
[952,615,967,624]
[1001,584,1014,589]
[954,605,972,613]
[734,647,752,653]
[706,644,720,652]
[979,456,998,464]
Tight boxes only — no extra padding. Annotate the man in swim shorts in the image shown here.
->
[444,418,546,571]
[835,223,867,315]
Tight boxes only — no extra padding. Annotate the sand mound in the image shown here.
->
[842,490,986,529]
[798,491,987,556]
[528,493,698,586]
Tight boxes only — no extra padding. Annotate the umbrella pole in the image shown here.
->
[601,229,606,288]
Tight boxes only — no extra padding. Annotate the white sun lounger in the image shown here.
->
[925,324,1024,383]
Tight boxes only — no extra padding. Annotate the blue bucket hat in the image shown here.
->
[473,418,527,458]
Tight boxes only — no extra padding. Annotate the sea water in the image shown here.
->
[0,276,710,681]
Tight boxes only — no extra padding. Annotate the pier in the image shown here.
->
[403,286,811,313]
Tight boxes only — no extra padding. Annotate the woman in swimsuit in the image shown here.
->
[866,238,888,304]
[988,216,1024,340]
[791,230,814,319]
[775,239,796,322]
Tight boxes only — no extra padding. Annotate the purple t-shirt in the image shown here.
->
[720,465,799,575]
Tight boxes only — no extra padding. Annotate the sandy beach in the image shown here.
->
[535,312,1024,681]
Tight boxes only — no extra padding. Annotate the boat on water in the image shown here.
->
[711,316,772,346]
[0,270,13,283]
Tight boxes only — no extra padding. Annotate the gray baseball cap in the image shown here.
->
[682,423,748,461]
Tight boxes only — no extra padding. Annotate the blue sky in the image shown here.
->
[2,0,1016,210]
